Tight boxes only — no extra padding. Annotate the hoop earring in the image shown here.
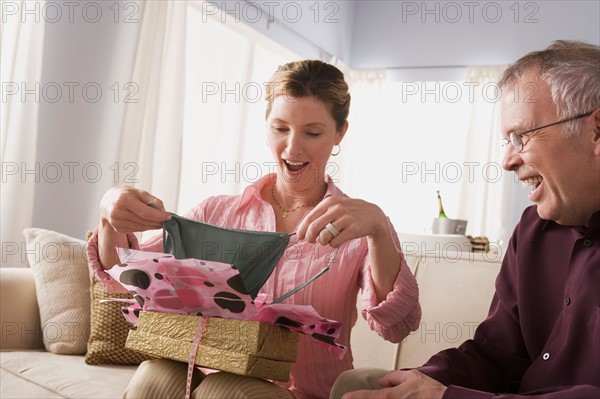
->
[331,144,341,156]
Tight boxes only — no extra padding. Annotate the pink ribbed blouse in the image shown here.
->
[88,174,421,399]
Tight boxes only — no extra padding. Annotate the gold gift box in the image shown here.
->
[125,311,299,381]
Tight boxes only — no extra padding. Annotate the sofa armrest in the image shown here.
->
[0,268,44,350]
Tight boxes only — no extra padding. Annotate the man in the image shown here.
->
[332,40,600,399]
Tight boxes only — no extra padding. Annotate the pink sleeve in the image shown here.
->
[183,199,208,222]
[360,218,422,343]
[87,227,164,293]
[86,227,138,294]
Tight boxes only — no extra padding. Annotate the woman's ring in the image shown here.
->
[325,223,340,237]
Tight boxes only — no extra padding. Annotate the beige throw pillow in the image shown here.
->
[23,228,91,354]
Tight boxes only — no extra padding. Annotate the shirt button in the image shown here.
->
[582,239,592,247]
[564,297,571,306]
[543,352,550,361]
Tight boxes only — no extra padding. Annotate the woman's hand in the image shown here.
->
[97,186,171,270]
[100,186,171,234]
[297,197,400,302]
[296,197,388,247]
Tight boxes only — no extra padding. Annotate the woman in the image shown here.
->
[88,60,421,398]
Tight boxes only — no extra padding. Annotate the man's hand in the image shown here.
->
[342,370,446,399]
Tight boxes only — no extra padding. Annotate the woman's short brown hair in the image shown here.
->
[265,60,351,131]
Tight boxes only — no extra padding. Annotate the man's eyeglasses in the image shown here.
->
[501,111,594,152]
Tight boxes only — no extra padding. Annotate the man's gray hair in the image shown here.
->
[499,40,600,137]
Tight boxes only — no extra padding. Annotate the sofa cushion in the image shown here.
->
[23,228,91,355]
[0,367,62,398]
[85,281,154,365]
[350,252,502,371]
[0,351,137,398]
[396,254,501,368]
[349,254,421,370]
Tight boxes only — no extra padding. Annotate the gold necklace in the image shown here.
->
[271,183,325,218]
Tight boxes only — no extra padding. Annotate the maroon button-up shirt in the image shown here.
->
[418,206,600,399]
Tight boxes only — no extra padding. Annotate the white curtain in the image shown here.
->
[177,4,300,213]
[1,12,46,267]
[117,1,188,211]
[117,1,301,237]
[338,69,387,196]
[457,66,512,246]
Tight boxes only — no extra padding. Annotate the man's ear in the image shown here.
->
[593,109,600,156]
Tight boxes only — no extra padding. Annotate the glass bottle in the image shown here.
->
[437,190,447,218]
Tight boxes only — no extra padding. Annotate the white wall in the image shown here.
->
[234,0,600,73]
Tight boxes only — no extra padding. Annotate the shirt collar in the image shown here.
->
[540,208,600,237]
[324,174,344,198]
[583,209,600,238]
[236,174,275,212]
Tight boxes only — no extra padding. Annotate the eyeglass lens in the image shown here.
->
[510,133,523,152]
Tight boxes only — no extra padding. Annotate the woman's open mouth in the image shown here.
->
[284,160,309,172]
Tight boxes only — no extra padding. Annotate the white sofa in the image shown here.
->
[351,249,502,370]
[0,267,139,399]
[1,250,502,398]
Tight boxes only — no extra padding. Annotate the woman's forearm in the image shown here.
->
[97,217,128,270]
[367,218,402,303]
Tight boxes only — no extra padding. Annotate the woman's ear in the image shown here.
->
[336,121,349,144]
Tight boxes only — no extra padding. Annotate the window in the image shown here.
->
[341,80,471,234]
[179,5,301,212]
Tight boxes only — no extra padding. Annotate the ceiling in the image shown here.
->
[261,0,599,73]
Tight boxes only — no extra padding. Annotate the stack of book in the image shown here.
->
[467,235,490,253]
